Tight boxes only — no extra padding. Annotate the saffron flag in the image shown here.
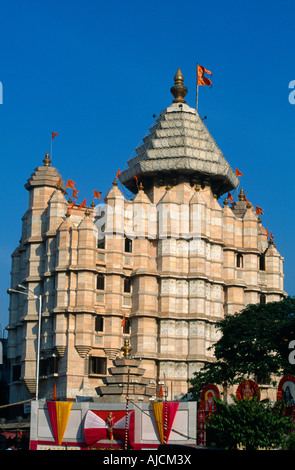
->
[270,232,274,240]
[151,402,179,445]
[266,228,269,238]
[66,179,76,189]
[78,198,86,210]
[152,402,164,444]
[121,314,126,328]
[116,169,121,179]
[72,188,79,199]
[256,206,264,215]
[55,177,61,186]
[56,402,73,446]
[134,175,138,183]
[158,386,163,399]
[197,64,212,87]
[235,168,243,177]
[51,132,59,140]
[227,192,234,204]
[68,201,76,210]
[93,190,102,199]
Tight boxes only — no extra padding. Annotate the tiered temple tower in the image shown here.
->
[7,70,285,403]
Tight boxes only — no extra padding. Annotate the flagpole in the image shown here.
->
[196,63,199,112]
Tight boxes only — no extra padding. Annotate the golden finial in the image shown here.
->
[65,210,71,218]
[195,184,201,192]
[223,198,229,206]
[138,182,144,191]
[238,188,245,201]
[43,152,51,167]
[84,208,90,217]
[113,178,118,186]
[166,184,171,191]
[91,200,95,208]
[68,196,72,204]
[121,339,132,358]
[170,68,188,104]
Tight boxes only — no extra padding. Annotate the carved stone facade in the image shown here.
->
[7,71,285,403]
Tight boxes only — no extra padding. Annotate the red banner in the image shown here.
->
[84,409,134,448]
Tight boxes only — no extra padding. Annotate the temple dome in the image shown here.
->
[119,70,239,196]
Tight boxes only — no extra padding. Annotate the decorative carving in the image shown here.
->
[75,346,92,358]
[24,378,36,394]
[55,346,66,357]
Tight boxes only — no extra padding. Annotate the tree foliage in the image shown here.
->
[189,297,295,399]
[206,396,293,450]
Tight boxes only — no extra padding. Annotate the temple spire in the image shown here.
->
[170,68,188,103]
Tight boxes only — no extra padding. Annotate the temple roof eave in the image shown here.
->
[119,158,238,195]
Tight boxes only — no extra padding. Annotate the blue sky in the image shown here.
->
[0,0,295,333]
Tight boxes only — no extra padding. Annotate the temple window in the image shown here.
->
[97,224,105,249]
[124,278,132,293]
[123,318,130,335]
[124,237,133,253]
[97,273,105,290]
[89,357,107,375]
[236,253,244,268]
[259,254,266,271]
[95,316,104,332]
[260,293,266,304]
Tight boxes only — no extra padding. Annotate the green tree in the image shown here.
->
[206,396,293,450]
[189,297,295,399]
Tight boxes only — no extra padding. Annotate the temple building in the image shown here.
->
[7,69,285,404]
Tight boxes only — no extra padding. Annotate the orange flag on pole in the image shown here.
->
[78,198,86,210]
[256,206,264,215]
[68,200,76,211]
[116,169,121,179]
[51,132,59,140]
[227,192,234,204]
[93,190,102,199]
[72,188,79,199]
[55,177,61,186]
[52,383,57,401]
[66,179,76,189]
[121,313,126,328]
[235,168,243,177]
[197,64,213,87]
